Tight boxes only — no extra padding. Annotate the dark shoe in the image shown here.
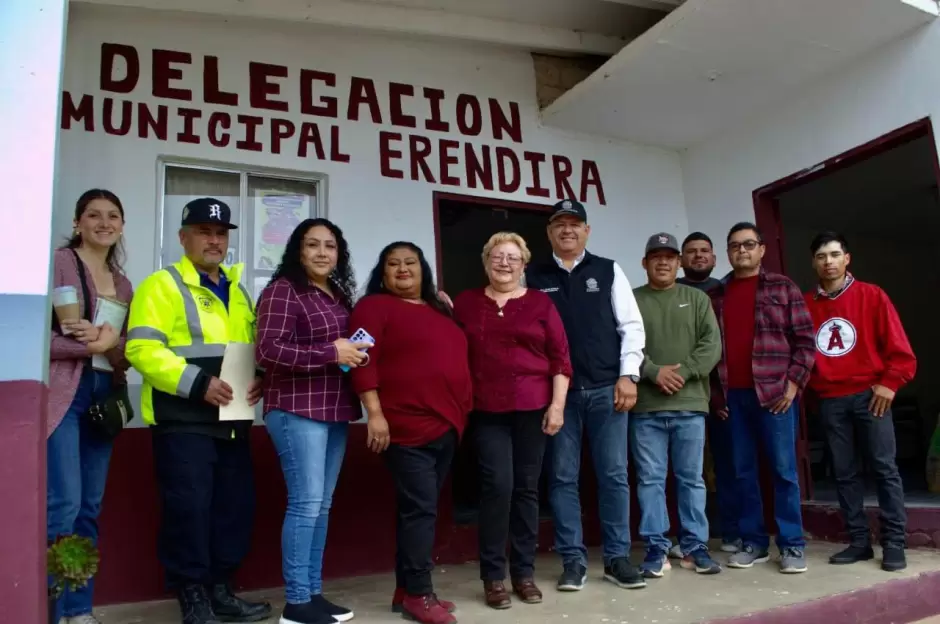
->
[690,549,722,575]
[280,601,338,624]
[639,549,670,579]
[603,557,646,589]
[511,578,542,604]
[178,585,222,624]
[309,594,352,622]
[482,581,511,609]
[556,561,587,591]
[829,545,874,565]
[400,594,457,624]
[727,544,771,569]
[882,547,907,572]
[392,588,455,614]
[209,584,272,622]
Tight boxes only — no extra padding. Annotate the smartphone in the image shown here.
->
[340,327,375,372]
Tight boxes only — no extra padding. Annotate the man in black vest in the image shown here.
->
[526,199,647,592]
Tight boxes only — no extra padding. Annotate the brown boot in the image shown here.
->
[482,581,512,609]
[512,578,543,604]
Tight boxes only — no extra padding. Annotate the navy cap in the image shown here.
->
[549,198,587,223]
[181,197,237,230]
[645,232,680,255]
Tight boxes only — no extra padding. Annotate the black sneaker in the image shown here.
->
[603,557,646,589]
[882,547,907,572]
[281,601,337,624]
[556,561,587,591]
[829,545,874,565]
[309,594,353,622]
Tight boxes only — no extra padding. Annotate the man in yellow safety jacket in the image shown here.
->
[126,198,271,624]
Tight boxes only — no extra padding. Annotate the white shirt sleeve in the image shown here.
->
[611,262,645,378]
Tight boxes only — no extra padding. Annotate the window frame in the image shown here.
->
[153,157,329,275]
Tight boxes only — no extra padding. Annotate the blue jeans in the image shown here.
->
[548,385,630,566]
[47,367,114,619]
[265,409,349,604]
[630,412,709,555]
[707,414,740,542]
[726,388,804,551]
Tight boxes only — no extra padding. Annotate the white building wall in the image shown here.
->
[57,6,687,291]
[681,19,940,274]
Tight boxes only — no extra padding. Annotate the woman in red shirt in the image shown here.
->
[452,232,571,610]
[349,242,472,624]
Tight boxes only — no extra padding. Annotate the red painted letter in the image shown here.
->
[389,83,416,128]
[249,62,289,112]
[379,132,404,179]
[496,147,521,193]
[100,43,139,94]
[204,56,238,106]
[347,77,382,123]
[270,119,296,155]
[409,136,436,183]
[152,49,193,101]
[298,122,326,160]
[489,99,522,143]
[523,151,550,198]
[300,70,338,117]
[176,107,201,144]
[61,92,94,131]
[423,88,450,132]
[236,115,264,151]
[330,126,350,163]
[465,144,493,190]
[137,103,168,140]
[101,98,129,136]
[580,160,606,206]
[552,155,576,200]
[208,112,231,147]
[456,94,483,137]
[439,139,460,186]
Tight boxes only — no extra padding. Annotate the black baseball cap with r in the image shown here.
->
[181,197,238,230]
[550,198,587,223]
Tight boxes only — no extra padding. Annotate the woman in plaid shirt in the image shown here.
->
[255,218,372,624]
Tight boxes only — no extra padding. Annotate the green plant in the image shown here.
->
[47,536,99,598]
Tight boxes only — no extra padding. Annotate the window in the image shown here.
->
[158,162,323,302]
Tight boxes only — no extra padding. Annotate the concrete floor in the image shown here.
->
[97,541,940,624]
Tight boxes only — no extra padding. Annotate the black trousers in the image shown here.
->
[475,410,547,581]
[385,429,457,596]
[152,431,256,588]
[820,389,907,549]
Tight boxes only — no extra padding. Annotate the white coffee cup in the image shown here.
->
[52,286,80,334]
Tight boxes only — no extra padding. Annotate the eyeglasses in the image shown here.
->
[727,240,761,252]
[489,254,523,266]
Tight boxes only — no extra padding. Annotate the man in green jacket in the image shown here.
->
[631,233,722,578]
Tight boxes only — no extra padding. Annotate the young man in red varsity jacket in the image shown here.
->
[804,231,916,573]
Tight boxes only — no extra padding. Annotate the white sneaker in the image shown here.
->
[67,615,103,624]
[668,544,684,559]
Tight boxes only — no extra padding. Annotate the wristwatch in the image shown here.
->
[626,375,640,383]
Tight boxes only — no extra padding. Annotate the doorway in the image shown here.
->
[753,118,940,506]
[432,192,554,523]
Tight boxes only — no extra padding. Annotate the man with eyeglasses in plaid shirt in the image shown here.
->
[708,221,815,575]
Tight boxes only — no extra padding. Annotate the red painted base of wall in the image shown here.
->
[95,427,940,605]
[95,426,631,604]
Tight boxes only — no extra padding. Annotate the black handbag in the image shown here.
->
[66,249,134,439]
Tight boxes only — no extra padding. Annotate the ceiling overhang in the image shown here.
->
[542,0,939,149]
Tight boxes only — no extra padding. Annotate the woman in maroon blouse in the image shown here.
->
[255,218,372,624]
[349,242,472,624]
[452,231,572,610]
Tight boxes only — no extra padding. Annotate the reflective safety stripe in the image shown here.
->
[128,326,168,344]
[237,283,253,310]
[170,344,227,358]
[165,266,205,344]
[177,364,201,398]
